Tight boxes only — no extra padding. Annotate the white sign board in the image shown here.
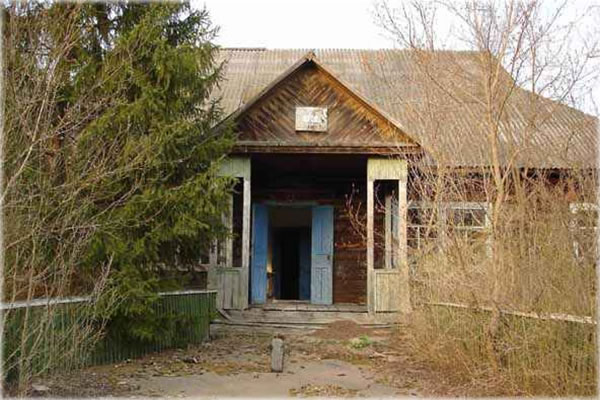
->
[295,107,328,132]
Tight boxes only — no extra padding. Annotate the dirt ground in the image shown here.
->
[24,320,460,398]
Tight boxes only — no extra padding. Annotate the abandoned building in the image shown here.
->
[204,49,597,323]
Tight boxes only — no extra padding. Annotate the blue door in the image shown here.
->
[311,205,334,305]
[251,204,268,304]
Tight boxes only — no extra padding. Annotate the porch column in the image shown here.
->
[397,165,410,312]
[241,175,251,309]
[397,172,407,266]
[366,158,411,314]
[366,176,375,313]
[215,156,251,310]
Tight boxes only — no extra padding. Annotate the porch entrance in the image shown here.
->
[216,155,410,315]
[270,206,311,301]
[250,204,334,305]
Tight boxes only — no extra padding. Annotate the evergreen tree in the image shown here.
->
[76,2,234,340]
[3,1,233,345]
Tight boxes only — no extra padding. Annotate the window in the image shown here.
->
[198,243,215,269]
[407,203,439,253]
[569,203,598,262]
[446,203,490,250]
[407,201,490,262]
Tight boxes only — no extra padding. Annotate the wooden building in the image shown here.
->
[206,49,597,323]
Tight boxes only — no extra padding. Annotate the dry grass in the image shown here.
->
[406,306,595,396]
[403,169,597,396]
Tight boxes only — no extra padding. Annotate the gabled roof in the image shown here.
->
[214,48,598,168]
[222,50,412,143]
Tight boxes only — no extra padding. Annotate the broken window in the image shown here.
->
[407,201,490,263]
[446,204,489,252]
[407,203,439,254]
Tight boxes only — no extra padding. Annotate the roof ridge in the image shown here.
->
[221,47,268,51]
[217,47,486,55]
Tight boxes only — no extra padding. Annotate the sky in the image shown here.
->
[192,0,392,49]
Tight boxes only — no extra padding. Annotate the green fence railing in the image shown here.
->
[2,290,217,383]
[91,290,217,365]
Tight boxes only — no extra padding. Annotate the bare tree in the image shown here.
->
[341,0,600,394]
[0,3,130,392]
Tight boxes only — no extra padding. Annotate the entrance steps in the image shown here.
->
[214,302,404,328]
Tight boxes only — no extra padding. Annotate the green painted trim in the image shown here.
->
[218,157,251,179]
[367,158,407,180]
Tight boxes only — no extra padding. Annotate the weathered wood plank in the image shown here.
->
[367,158,411,313]
[374,270,401,312]
[232,141,423,158]
[214,156,251,310]
[241,177,251,309]
[367,178,374,313]
[236,64,414,147]
[218,157,251,179]
[271,338,284,372]
[367,158,408,181]
[385,194,392,269]
[423,302,597,325]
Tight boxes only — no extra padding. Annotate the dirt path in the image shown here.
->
[31,320,456,397]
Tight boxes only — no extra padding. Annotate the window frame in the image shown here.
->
[569,202,598,262]
[407,200,491,258]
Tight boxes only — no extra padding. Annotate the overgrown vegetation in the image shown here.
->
[403,168,597,395]
[364,0,598,395]
[2,1,232,393]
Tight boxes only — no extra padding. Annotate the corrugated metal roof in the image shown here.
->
[214,48,598,168]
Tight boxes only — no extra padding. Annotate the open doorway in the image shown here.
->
[268,206,312,301]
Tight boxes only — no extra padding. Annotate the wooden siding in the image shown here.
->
[374,270,402,312]
[334,206,367,304]
[236,63,413,147]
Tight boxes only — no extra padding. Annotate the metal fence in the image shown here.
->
[2,290,217,382]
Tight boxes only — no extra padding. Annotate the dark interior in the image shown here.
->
[269,206,312,301]
[273,228,301,299]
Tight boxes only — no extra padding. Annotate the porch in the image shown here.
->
[209,153,411,319]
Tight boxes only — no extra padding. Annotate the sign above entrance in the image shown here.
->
[295,107,328,132]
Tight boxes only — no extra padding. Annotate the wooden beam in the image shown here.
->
[398,175,407,268]
[398,171,411,313]
[385,194,392,269]
[241,177,251,309]
[224,194,233,268]
[235,140,418,148]
[366,178,374,314]
[232,143,421,155]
